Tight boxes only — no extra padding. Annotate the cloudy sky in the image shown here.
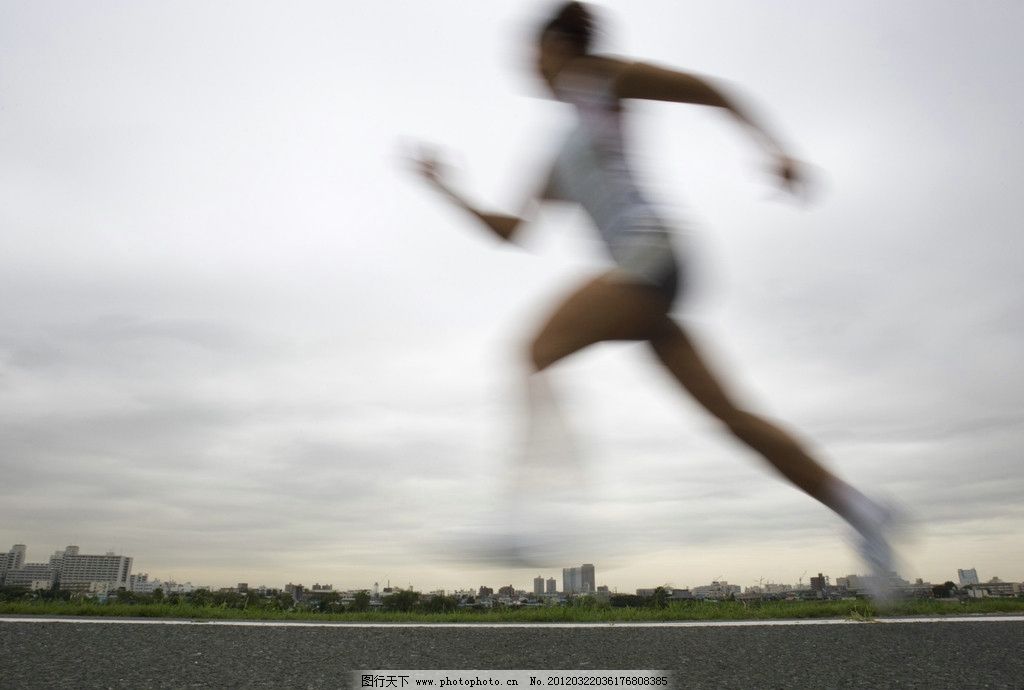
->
[2,1,1021,593]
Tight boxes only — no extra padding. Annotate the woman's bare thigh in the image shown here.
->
[528,272,673,371]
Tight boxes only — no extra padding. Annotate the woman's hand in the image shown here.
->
[410,145,450,192]
[774,153,803,194]
[769,152,818,203]
[402,140,525,242]
[406,143,470,209]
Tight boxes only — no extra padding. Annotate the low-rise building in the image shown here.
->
[906,578,934,598]
[692,581,742,600]
[131,574,165,594]
[967,579,1022,598]
[809,573,830,593]
[839,572,911,596]
[158,581,197,595]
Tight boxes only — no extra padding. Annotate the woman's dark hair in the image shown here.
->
[541,2,595,54]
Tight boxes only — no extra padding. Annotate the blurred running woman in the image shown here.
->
[411,2,900,594]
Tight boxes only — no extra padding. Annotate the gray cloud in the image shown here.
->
[1,0,1021,590]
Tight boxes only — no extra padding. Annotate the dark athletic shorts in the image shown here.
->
[608,226,682,305]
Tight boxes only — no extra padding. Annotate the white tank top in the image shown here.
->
[551,67,665,250]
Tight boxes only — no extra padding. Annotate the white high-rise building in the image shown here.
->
[562,567,581,594]
[1,544,132,591]
[533,576,545,596]
[4,563,57,589]
[562,564,596,594]
[0,544,27,582]
[958,568,979,586]
[546,577,557,594]
[55,545,132,590]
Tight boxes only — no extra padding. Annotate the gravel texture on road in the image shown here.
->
[2,619,1022,689]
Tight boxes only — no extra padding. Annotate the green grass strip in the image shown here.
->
[1,598,1022,623]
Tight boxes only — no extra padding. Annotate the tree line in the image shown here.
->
[0,585,682,612]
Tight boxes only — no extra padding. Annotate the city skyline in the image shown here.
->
[2,542,1016,594]
[2,1,1021,591]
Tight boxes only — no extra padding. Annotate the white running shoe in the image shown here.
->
[858,530,896,603]
[856,503,907,603]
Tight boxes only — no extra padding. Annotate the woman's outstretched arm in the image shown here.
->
[614,62,802,191]
[411,151,538,242]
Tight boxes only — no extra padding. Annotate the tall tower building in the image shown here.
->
[563,567,584,594]
[533,576,544,596]
[581,564,595,593]
[546,577,557,594]
[562,564,595,594]
[957,568,979,586]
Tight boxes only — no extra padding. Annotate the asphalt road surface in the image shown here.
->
[2,617,1022,689]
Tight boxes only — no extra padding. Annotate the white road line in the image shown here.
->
[1,615,1022,628]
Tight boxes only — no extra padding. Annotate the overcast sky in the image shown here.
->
[2,1,1021,593]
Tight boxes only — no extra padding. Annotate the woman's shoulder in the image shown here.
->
[567,55,633,80]
[558,55,635,98]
